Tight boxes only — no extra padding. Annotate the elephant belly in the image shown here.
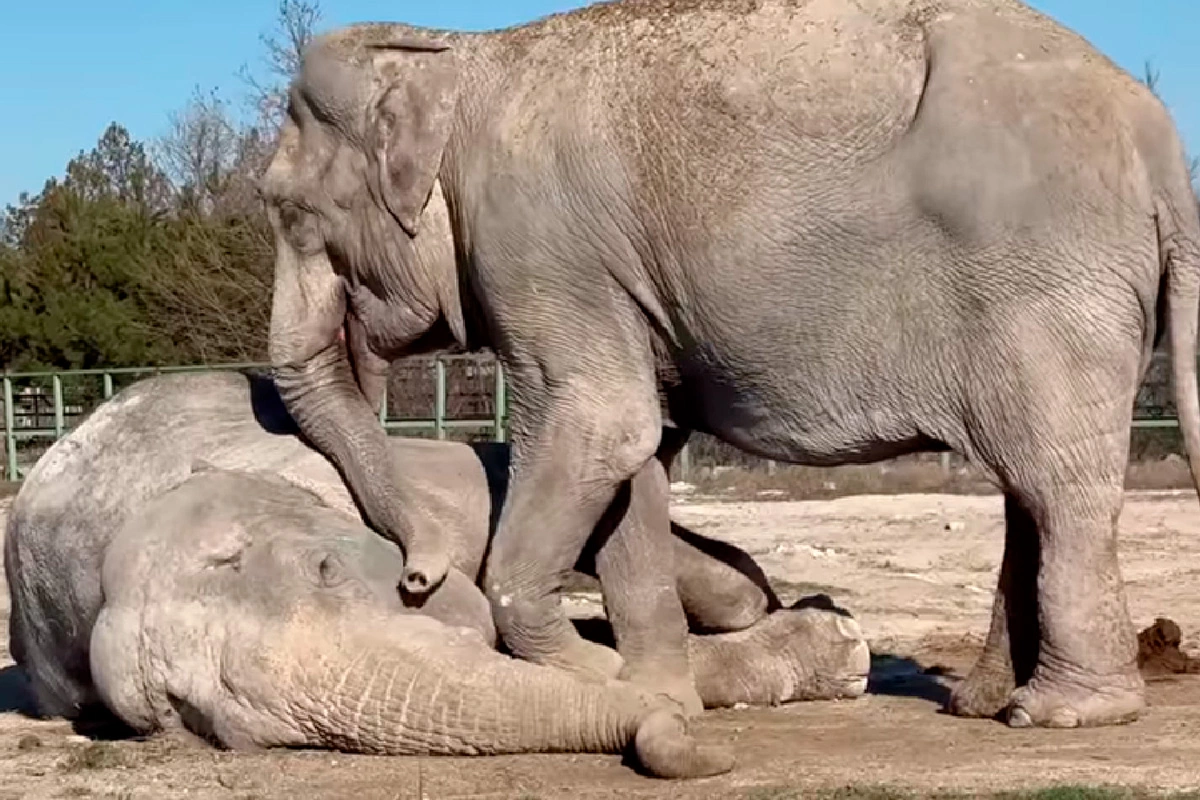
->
[673,357,943,467]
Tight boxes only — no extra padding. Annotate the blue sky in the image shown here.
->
[2,1,1197,206]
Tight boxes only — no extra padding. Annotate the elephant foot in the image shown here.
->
[633,709,735,779]
[540,636,626,684]
[1006,670,1145,729]
[620,665,705,718]
[688,598,870,708]
[769,602,871,702]
[947,663,1016,719]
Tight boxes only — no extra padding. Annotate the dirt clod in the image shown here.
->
[1137,617,1200,676]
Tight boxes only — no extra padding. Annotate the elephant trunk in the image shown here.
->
[273,346,449,595]
[287,633,731,778]
[267,225,449,596]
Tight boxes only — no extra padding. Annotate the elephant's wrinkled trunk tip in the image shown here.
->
[633,710,734,779]
[399,549,451,597]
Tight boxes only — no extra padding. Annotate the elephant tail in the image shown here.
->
[1158,176,1200,502]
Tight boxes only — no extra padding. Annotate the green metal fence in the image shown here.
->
[1,356,509,482]
[0,355,1192,483]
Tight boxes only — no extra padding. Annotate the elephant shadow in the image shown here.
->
[0,664,38,716]
[865,653,954,707]
[0,664,139,741]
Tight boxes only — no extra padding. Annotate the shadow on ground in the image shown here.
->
[0,664,139,740]
[866,653,953,707]
[0,664,37,716]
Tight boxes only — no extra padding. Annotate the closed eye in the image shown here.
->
[316,553,348,588]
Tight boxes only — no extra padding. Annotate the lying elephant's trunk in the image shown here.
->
[286,623,732,779]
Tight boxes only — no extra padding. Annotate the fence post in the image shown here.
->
[4,377,16,482]
[378,382,388,427]
[433,358,447,440]
[103,372,114,400]
[493,361,507,443]
[678,443,692,484]
[53,374,65,440]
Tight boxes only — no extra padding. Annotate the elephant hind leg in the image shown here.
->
[1000,471,1143,729]
[962,327,1144,728]
[592,456,702,717]
[671,523,780,634]
[947,494,1039,719]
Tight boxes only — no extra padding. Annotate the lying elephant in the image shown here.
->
[91,467,730,776]
[259,0,1200,730]
[6,371,868,767]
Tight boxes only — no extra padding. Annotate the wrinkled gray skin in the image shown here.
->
[89,469,732,777]
[262,0,1200,731]
[6,371,868,731]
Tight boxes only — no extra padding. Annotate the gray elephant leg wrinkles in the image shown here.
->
[948,496,1041,719]
[88,470,731,778]
[588,459,868,712]
[261,1,1200,731]
[578,423,711,712]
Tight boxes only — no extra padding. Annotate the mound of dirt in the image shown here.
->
[1138,617,1200,676]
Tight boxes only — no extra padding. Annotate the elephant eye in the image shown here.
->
[315,553,349,588]
[276,200,324,255]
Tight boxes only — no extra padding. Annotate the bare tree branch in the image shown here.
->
[237,0,324,134]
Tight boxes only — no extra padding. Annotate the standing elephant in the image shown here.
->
[261,0,1200,730]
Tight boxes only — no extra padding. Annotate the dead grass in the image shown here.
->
[743,787,1200,800]
[685,457,1196,502]
[58,743,127,773]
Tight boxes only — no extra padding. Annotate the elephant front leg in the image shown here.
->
[948,494,1040,719]
[484,373,663,683]
[592,432,703,716]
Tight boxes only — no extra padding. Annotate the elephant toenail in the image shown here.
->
[1007,706,1033,728]
[835,616,863,639]
[1047,707,1080,728]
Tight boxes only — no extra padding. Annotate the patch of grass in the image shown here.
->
[996,789,1200,800]
[744,788,1200,800]
[58,742,126,773]
[745,788,913,800]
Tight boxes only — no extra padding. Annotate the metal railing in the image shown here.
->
[1,356,1192,483]
[1,357,509,482]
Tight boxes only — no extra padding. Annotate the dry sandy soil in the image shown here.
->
[2,487,1200,799]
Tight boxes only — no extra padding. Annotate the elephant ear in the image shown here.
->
[368,39,458,237]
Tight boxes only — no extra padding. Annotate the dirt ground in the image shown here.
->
[2,487,1200,799]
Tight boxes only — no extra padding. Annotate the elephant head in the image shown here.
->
[89,470,731,778]
[260,25,472,595]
